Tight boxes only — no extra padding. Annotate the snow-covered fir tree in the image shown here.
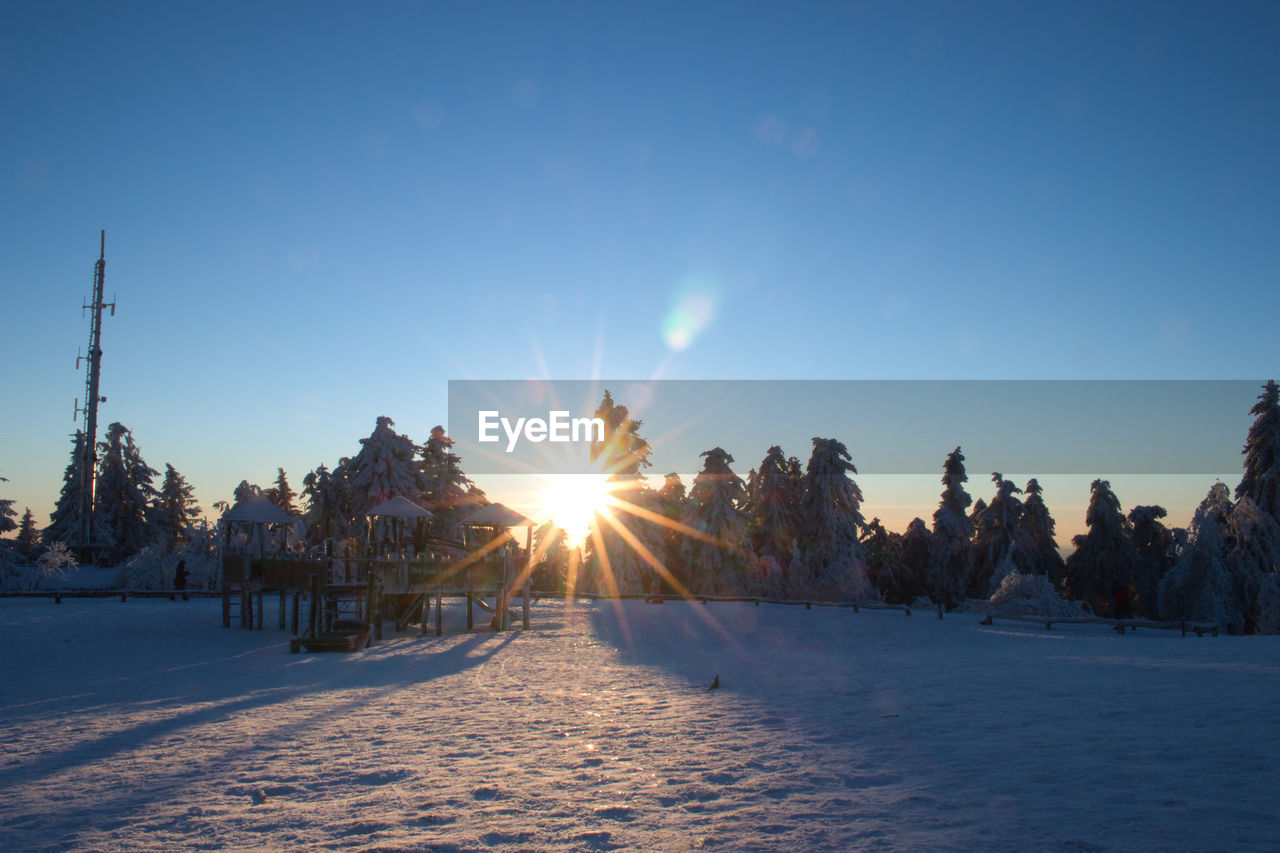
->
[1225,495,1280,630]
[747,445,801,567]
[233,480,262,504]
[972,473,1034,596]
[266,468,296,514]
[799,437,868,600]
[302,463,349,542]
[926,447,973,609]
[1019,478,1065,585]
[900,517,933,602]
[1237,379,1280,520]
[680,448,751,595]
[16,508,40,558]
[156,464,199,549]
[1158,483,1242,629]
[420,425,485,540]
[1064,479,1133,614]
[655,473,688,593]
[43,431,90,546]
[0,474,16,536]
[584,392,666,595]
[94,422,159,559]
[1128,505,1175,618]
[862,518,911,603]
[342,416,427,517]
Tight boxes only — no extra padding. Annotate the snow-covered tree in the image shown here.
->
[44,431,90,546]
[1158,484,1242,628]
[1019,478,1065,585]
[747,445,801,566]
[900,517,932,603]
[420,425,485,540]
[862,518,911,603]
[0,477,17,536]
[94,423,159,559]
[1064,479,1132,614]
[233,480,262,504]
[266,468,296,514]
[341,417,427,544]
[16,508,41,559]
[680,448,751,595]
[1225,495,1280,630]
[1237,379,1280,520]
[799,437,868,600]
[655,473,688,593]
[156,464,199,549]
[584,393,665,595]
[972,473,1034,596]
[302,463,349,542]
[1129,505,1175,618]
[926,447,973,609]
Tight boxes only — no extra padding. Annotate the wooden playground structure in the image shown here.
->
[218,498,538,653]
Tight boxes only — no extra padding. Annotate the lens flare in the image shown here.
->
[661,279,719,351]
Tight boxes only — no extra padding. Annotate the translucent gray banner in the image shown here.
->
[447,380,1261,477]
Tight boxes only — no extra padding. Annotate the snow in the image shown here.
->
[2,597,1278,851]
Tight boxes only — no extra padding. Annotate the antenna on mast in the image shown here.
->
[73,229,115,560]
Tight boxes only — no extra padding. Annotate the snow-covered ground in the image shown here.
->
[1,596,1277,852]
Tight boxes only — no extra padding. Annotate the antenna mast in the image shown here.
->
[73,230,115,557]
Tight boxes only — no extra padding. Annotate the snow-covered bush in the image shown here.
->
[34,541,78,590]
[971,569,1091,619]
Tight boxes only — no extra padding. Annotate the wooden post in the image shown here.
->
[291,589,300,635]
[436,585,443,636]
[466,591,474,630]
[308,573,319,638]
[373,572,383,642]
[278,590,286,630]
[222,581,231,628]
[420,594,429,635]
[522,579,531,630]
[256,591,264,630]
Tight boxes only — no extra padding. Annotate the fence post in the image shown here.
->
[466,591,474,630]
[255,591,264,630]
[436,585,444,636]
[291,589,300,635]
[308,573,318,638]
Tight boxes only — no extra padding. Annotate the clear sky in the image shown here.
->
[2,0,1277,542]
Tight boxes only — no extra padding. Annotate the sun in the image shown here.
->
[540,474,614,548]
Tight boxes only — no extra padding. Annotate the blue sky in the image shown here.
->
[2,0,1277,539]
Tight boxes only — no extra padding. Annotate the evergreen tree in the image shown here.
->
[94,422,159,559]
[266,468,296,514]
[926,447,973,609]
[1129,505,1175,618]
[680,448,751,595]
[16,508,40,557]
[156,464,199,549]
[972,473,1033,595]
[420,425,485,540]
[799,437,868,599]
[862,518,909,603]
[343,416,425,517]
[44,431,90,546]
[585,392,664,595]
[747,445,801,566]
[1158,484,1242,628]
[1018,478,1065,585]
[302,464,347,542]
[1063,479,1133,614]
[233,480,262,504]
[0,475,16,536]
[1237,379,1280,520]
[655,473,688,593]
[900,517,932,602]
[1225,495,1280,630]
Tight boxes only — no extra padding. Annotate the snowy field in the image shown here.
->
[1,597,1277,852]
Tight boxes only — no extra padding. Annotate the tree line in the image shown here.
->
[3,382,1278,632]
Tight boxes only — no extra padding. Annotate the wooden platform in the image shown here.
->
[290,619,371,653]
